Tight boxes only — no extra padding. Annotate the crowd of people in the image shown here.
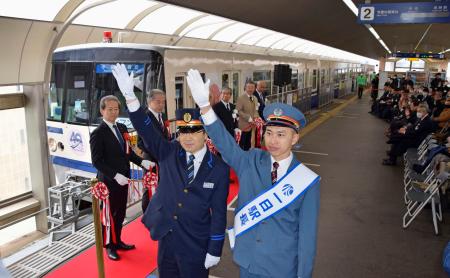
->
[87,63,320,278]
[368,72,449,166]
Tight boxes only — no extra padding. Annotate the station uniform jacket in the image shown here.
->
[90,121,143,245]
[128,107,230,264]
[204,116,320,278]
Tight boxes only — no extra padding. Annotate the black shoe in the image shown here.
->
[106,248,120,260]
[117,241,135,251]
[382,159,396,166]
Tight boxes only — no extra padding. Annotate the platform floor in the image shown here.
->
[209,93,450,278]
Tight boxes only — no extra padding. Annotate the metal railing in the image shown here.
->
[266,87,313,114]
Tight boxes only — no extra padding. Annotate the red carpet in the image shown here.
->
[46,176,239,278]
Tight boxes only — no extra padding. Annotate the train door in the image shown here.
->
[174,75,185,110]
[222,71,240,103]
[310,69,319,108]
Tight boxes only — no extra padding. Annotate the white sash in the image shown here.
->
[228,163,319,249]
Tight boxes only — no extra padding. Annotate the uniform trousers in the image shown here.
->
[158,232,208,278]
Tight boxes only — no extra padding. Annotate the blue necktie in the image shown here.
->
[113,124,125,150]
[187,154,195,184]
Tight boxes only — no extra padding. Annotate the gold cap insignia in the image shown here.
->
[274,108,283,117]
[183,112,192,123]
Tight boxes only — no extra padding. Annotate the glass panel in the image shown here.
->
[65,63,92,125]
[236,29,274,45]
[0,0,69,21]
[0,108,32,201]
[175,76,184,110]
[395,58,410,68]
[256,33,288,48]
[232,72,240,103]
[222,73,230,89]
[48,63,65,122]
[411,59,425,69]
[134,6,202,35]
[385,62,395,71]
[73,0,156,29]
[90,63,144,126]
[180,15,231,38]
[212,23,256,43]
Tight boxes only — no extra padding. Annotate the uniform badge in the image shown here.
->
[183,112,192,123]
[274,108,283,116]
[203,182,214,189]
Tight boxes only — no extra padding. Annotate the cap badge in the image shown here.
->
[273,108,283,117]
[183,113,192,123]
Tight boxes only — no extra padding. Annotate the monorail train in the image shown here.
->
[46,42,373,184]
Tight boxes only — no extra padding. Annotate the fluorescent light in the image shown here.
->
[367,26,380,40]
[342,0,358,16]
[439,49,450,54]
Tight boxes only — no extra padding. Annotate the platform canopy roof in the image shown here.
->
[0,0,381,86]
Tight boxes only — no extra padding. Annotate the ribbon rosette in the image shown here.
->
[254,117,264,148]
[206,137,218,155]
[91,181,116,245]
[122,132,131,154]
[143,166,158,199]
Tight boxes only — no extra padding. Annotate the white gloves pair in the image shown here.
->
[186,69,211,108]
[141,160,155,170]
[114,173,129,186]
[204,253,220,269]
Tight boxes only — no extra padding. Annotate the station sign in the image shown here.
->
[357,2,450,24]
[391,52,445,59]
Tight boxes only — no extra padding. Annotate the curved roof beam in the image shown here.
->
[252,32,276,46]
[173,14,208,36]
[172,18,231,46]
[53,0,84,22]
[231,27,259,44]
[125,3,166,30]
[208,22,238,40]
[266,36,290,49]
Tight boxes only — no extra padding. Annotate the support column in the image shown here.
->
[23,84,54,233]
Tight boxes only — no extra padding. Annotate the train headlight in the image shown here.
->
[48,138,57,152]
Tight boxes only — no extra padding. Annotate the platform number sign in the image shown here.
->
[360,6,374,21]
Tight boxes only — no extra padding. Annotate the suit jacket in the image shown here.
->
[90,121,143,192]
[236,94,259,131]
[213,101,237,136]
[137,108,169,161]
[253,90,266,119]
[204,116,320,278]
[406,115,434,146]
[129,107,230,261]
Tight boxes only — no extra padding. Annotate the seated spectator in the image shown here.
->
[432,95,450,129]
[383,105,434,165]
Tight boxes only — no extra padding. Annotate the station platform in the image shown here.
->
[5,92,450,277]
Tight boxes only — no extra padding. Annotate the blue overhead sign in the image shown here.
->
[357,2,450,24]
[391,52,445,59]
[95,63,144,74]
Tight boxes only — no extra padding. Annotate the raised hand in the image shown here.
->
[186,69,210,108]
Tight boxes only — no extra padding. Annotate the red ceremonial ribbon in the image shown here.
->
[234,130,241,144]
[206,138,218,155]
[254,117,264,148]
[164,120,172,140]
[143,166,158,199]
[91,181,116,245]
[122,132,131,154]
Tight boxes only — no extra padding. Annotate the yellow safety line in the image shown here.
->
[299,96,357,139]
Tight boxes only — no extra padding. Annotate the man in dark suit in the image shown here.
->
[383,105,434,165]
[90,95,153,260]
[112,64,230,278]
[212,87,237,136]
[254,80,267,119]
[137,89,170,212]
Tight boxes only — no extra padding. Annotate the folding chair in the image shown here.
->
[402,178,444,235]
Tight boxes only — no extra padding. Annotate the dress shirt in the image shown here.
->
[186,145,207,178]
[103,119,122,144]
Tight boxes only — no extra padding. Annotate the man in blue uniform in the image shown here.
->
[187,69,320,278]
[112,64,230,278]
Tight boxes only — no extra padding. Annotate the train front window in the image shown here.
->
[91,63,144,126]
[47,63,65,122]
[65,63,92,125]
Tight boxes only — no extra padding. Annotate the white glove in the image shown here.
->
[234,128,241,137]
[114,173,129,186]
[248,116,253,123]
[204,253,220,269]
[186,69,211,108]
[111,63,138,102]
[141,160,155,170]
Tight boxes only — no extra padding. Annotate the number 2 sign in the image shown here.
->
[360,6,374,21]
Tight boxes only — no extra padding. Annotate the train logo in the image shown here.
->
[68,129,85,154]
[282,184,294,196]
